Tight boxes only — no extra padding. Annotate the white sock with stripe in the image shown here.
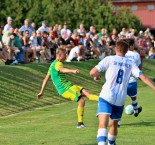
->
[97,128,107,145]
[132,100,138,113]
[108,133,116,145]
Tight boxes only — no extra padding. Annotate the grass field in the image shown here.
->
[0,59,155,145]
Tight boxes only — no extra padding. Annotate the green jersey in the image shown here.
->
[48,60,73,95]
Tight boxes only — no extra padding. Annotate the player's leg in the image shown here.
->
[77,97,86,128]
[127,82,142,117]
[81,88,99,101]
[108,120,118,145]
[61,85,86,128]
[108,104,124,145]
[98,114,109,145]
[97,98,111,145]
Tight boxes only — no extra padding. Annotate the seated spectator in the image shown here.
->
[66,43,85,62]
[48,32,57,59]
[42,31,52,62]
[138,30,144,39]
[29,31,44,61]
[52,25,58,38]
[106,36,115,55]
[2,27,15,63]
[149,46,155,59]
[77,24,86,36]
[22,30,33,63]
[31,22,36,30]
[57,24,62,37]
[120,27,126,36]
[60,23,71,37]
[58,31,74,53]
[0,31,9,64]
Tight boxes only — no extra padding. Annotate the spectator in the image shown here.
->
[19,19,34,37]
[37,21,50,34]
[42,31,52,62]
[77,24,86,36]
[87,26,95,36]
[2,27,15,62]
[66,43,85,62]
[57,24,62,37]
[60,23,71,37]
[0,28,9,64]
[138,30,144,39]
[3,17,13,33]
[58,31,74,53]
[22,30,33,63]
[31,22,36,30]
[120,27,126,36]
[29,31,44,61]
[12,28,24,64]
[148,46,155,59]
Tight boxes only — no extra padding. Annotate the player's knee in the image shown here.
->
[78,97,85,106]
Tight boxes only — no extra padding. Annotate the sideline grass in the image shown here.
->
[0,59,155,145]
[0,60,102,116]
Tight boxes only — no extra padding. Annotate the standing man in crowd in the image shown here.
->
[19,19,34,37]
[90,39,155,145]
[3,17,13,33]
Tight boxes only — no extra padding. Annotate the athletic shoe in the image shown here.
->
[118,121,121,128]
[134,106,142,117]
[77,122,87,128]
[66,59,71,62]
[11,60,18,65]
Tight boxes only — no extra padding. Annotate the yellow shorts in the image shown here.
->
[61,85,83,102]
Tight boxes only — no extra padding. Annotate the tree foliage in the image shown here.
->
[0,0,142,32]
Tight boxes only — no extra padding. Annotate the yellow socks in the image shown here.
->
[77,106,84,123]
[88,94,99,101]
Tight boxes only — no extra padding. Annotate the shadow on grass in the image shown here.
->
[79,143,97,145]
[122,121,155,127]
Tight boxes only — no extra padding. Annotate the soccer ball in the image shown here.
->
[125,105,134,115]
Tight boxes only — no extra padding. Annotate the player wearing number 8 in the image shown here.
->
[90,39,155,145]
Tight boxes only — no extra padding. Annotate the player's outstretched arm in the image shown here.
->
[90,67,101,81]
[59,67,80,74]
[139,74,155,90]
[36,74,50,99]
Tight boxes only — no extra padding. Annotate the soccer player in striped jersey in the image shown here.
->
[90,39,155,145]
[37,47,98,128]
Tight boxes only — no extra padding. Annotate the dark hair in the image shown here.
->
[116,39,129,55]
[128,38,134,47]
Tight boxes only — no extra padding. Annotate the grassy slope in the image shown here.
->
[0,60,103,116]
[0,59,155,145]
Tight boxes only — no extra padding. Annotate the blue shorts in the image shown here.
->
[127,82,137,97]
[97,98,124,120]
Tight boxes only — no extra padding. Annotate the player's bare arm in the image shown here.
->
[59,67,80,74]
[90,67,101,81]
[36,74,50,99]
[139,74,155,90]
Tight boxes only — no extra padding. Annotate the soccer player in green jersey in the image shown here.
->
[37,47,98,128]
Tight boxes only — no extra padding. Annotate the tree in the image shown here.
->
[0,0,142,33]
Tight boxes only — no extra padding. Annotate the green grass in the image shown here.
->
[0,59,155,145]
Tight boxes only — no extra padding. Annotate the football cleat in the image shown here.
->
[134,106,142,117]
[77,122,87,128]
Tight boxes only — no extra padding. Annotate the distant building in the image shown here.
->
[111,0,155,30]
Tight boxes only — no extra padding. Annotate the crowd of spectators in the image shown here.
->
[0,16,155,65]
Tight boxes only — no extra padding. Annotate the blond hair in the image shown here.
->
[56,47,66,56]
